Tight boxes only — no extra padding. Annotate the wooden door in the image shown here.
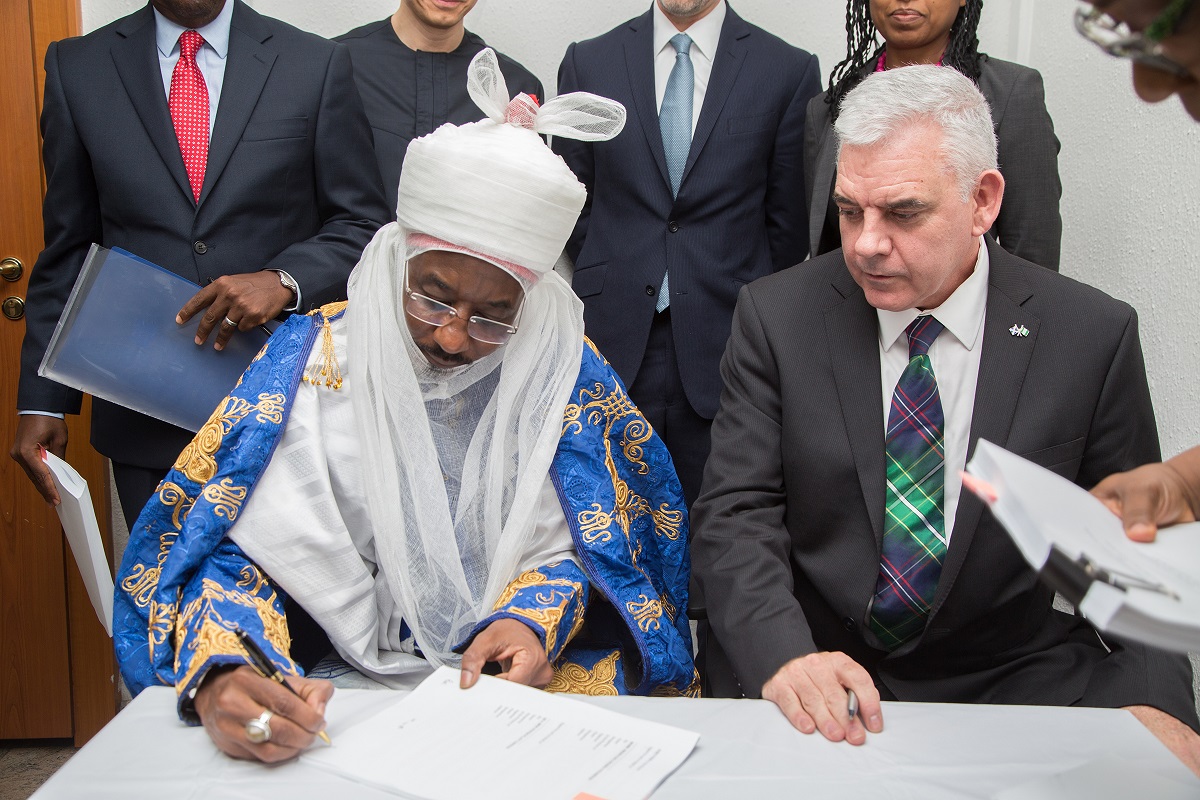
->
[0,0,119,746]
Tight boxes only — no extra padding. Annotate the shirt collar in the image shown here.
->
[652,0,726,62]
[154,0,233,59]
[877,237,990,352]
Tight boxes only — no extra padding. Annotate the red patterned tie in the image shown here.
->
[169,30,209,203]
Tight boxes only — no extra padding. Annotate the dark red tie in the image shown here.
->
[169,30,209,203]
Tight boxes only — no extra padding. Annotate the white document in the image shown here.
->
[965,439,1200,653]
[303,666,699,800]
[42,449,113,636]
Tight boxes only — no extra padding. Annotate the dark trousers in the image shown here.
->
[627,309,713,510]
[630,309,716,682]
[111,462,169,532]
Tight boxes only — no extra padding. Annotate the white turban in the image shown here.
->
[396,48,624,283]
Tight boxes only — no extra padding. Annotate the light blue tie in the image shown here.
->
[657,33,693,313]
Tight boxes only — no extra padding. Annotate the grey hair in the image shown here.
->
[834,64,998,200]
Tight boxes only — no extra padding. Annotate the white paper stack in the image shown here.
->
[965,439,1200,653]
[42,449,113,636]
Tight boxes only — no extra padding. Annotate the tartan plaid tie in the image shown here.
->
[869,315,947,650]
[170,30,209,203]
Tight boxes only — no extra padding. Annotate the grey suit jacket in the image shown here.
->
[691,240,1197,729]
[804,57,1062,270]
[18,1,390,467]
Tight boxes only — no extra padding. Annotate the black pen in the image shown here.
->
[234,627,332,745]
[846,688,859,722]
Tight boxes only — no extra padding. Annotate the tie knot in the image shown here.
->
[670,33,693,56]
[906,315,945,358]
[179,30,205,61]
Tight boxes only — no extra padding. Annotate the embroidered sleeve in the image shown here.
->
[457,561,590,664]
[172,539,300,724]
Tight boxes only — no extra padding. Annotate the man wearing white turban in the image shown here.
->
[113,50,697,763]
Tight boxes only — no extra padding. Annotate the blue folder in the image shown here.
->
[39,245,273,432]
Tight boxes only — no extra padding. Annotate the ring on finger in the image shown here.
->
[222,317,238,328]
[245,709,273,744]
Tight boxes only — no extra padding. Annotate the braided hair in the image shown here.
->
[827,0,984,120]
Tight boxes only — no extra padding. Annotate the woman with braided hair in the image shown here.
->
[803,0,1063,270]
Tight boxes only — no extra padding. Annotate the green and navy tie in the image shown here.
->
[869,315,947,649]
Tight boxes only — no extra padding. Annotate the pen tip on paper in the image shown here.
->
[318,731,332,745]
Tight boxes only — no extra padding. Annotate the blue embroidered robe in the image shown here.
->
[114,304,697,719]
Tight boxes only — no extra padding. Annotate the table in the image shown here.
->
[32,687,1199,799]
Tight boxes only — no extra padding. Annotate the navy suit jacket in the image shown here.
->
[17,1,390,467]
[554,6,820,419]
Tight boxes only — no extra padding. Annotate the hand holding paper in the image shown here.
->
[965,440,1200,653]
[11,418,68,505]
[1091,457,1200,542]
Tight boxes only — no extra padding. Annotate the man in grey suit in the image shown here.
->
[692,65,1200,765]
[10,0,389,530]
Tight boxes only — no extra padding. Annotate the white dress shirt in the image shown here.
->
[153,0,233,135]
[653,0,727,131]
[877,239,990,542]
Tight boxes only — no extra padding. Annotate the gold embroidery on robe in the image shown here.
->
[201,477,248,521]
[649,669,702,698]
[174,393,286,484]
[627,594,663,632]
[173,570,296,694]
[546,650,621,696]
[492,569,586,655]
[561,371,679,574]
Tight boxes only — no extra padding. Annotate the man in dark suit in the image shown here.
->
[692,65,1200,763]
[553,1,820,507]
[10,0,390,528]
[336,0,542,214]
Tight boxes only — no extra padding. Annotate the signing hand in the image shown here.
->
[762,651,883,745]
[459,617,553,690]
[10,414,69,505]
[194,665,333,763]
[177,271,293,351]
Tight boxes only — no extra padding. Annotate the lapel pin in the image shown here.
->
[1008,324,1030,338]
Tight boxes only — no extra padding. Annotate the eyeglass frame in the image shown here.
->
[1075,0,1196,78]
[402,260,525,346]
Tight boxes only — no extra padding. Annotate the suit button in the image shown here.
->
[645,285,655,296]
[193,240,208,254]
[667,221,679,233]
[843,617,856,632]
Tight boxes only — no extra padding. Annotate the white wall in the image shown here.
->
[81,0,1200,458]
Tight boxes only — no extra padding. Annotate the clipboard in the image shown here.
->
[964,440,1200,653]
[38,244,272,432]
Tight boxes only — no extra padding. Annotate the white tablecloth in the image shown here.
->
[33,687,1199,799]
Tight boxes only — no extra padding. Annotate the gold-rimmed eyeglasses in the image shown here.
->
[403,263,524,346]
[1075,1,1196,78]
